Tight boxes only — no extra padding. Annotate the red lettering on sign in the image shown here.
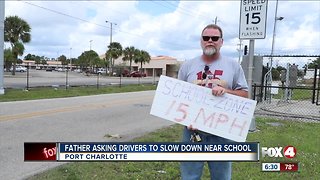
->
[193,108,216,128]
[229,118,247,136]
[214,113,229,128]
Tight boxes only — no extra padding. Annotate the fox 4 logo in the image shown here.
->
[261,145,297,158]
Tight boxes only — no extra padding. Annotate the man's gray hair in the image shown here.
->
[201,24,223,38]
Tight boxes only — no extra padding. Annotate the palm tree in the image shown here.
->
[122,46,136,72]
[4,16,31,75]
[134,49,151,75]
[4,48,14,71]
[106,42,122,74]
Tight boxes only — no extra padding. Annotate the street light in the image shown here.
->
[89,40,93,50]
[265,0,284,102]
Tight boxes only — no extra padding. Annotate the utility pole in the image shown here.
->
[213,16,218,24]
[106,20,117,74]
[0,0,5,95]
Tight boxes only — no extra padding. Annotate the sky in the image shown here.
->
[4,0,320,68]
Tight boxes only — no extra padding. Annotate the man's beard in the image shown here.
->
[202,46,217,56]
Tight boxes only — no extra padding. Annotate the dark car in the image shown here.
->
[46,67,54,71]
[130,71,146,77]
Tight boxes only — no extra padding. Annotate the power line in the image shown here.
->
[162,0,212,20]
[22,1,198,49]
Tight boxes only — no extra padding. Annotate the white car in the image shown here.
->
[10,66,27,72]
[97,69,107,75]
[57,68,65,72]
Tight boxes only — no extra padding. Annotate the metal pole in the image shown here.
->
[285,63,290,102]
[26,62,29,90]
[97,73,99,89]
[119,67,122,88]
[66,63,68,90]
[248,40,255,99]
[270,0,280,70]
[0,0,5,95]
[266,0,282,102]
[70,47,72,71]
[214,16,217,24]
[248,39,256,132]
[89,40,92,50]
[237,40,243,64]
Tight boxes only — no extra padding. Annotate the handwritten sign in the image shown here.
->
[150,75,257,142]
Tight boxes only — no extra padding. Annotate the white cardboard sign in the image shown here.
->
[150,76,257,142]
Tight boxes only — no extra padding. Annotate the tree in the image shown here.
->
[58,55,68,65]
[308,57,320,69]
[134,49,151,74]
[4,48,14,71]
[122,46,136,72]
[24,53,41,65]
[4,15,31,75]
[106,42,122,73]
[77,50,100,71]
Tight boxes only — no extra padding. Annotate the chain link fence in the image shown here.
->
[250,56,320,122]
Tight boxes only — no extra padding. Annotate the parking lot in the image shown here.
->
[4,69,159,89]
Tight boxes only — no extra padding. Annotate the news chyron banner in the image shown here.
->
[24,142,259,161]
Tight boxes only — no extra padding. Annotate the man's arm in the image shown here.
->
[212,86,248,98]
[225,89,248,98]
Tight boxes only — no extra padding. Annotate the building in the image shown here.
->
[100,55,182,78]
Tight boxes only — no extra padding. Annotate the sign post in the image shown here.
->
[239,0,268,131]
[0,0,5,95]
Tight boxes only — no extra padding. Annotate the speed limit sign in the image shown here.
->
[239,0,268,39]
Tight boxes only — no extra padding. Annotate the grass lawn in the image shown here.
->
[29,118,320,180]
[0,84,156,102]
[272,88,313,100]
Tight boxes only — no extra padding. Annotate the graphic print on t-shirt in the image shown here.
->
[193,69,227,88]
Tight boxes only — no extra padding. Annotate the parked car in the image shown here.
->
[10,66,27,72]
[46,67,54,71]
[74,69,82,73]
[56,68,65,72]
[129,71,146,77]
[97,68,107,75]
[35,66,41,70]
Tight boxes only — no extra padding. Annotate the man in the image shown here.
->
[178,24,249,180]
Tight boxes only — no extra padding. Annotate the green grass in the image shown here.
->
[272,88,313,100]
[29,118,320,180]
[0,84,156,102]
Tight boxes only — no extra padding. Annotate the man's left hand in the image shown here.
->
[212,86,225,96]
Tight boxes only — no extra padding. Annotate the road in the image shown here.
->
[4,69,159,88]
[0,91,173,180]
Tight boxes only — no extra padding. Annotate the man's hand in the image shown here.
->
[212,86,225,96]
[187,125,198,131]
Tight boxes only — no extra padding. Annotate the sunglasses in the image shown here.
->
[202,65,209,79]
[202,36,220,42]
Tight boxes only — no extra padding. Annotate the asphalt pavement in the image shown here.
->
[0,91,173,180]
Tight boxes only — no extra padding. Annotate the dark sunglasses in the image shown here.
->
[202,65,210,79]
[202,36,220,42]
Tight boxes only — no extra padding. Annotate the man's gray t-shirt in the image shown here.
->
[178,55,248,91]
